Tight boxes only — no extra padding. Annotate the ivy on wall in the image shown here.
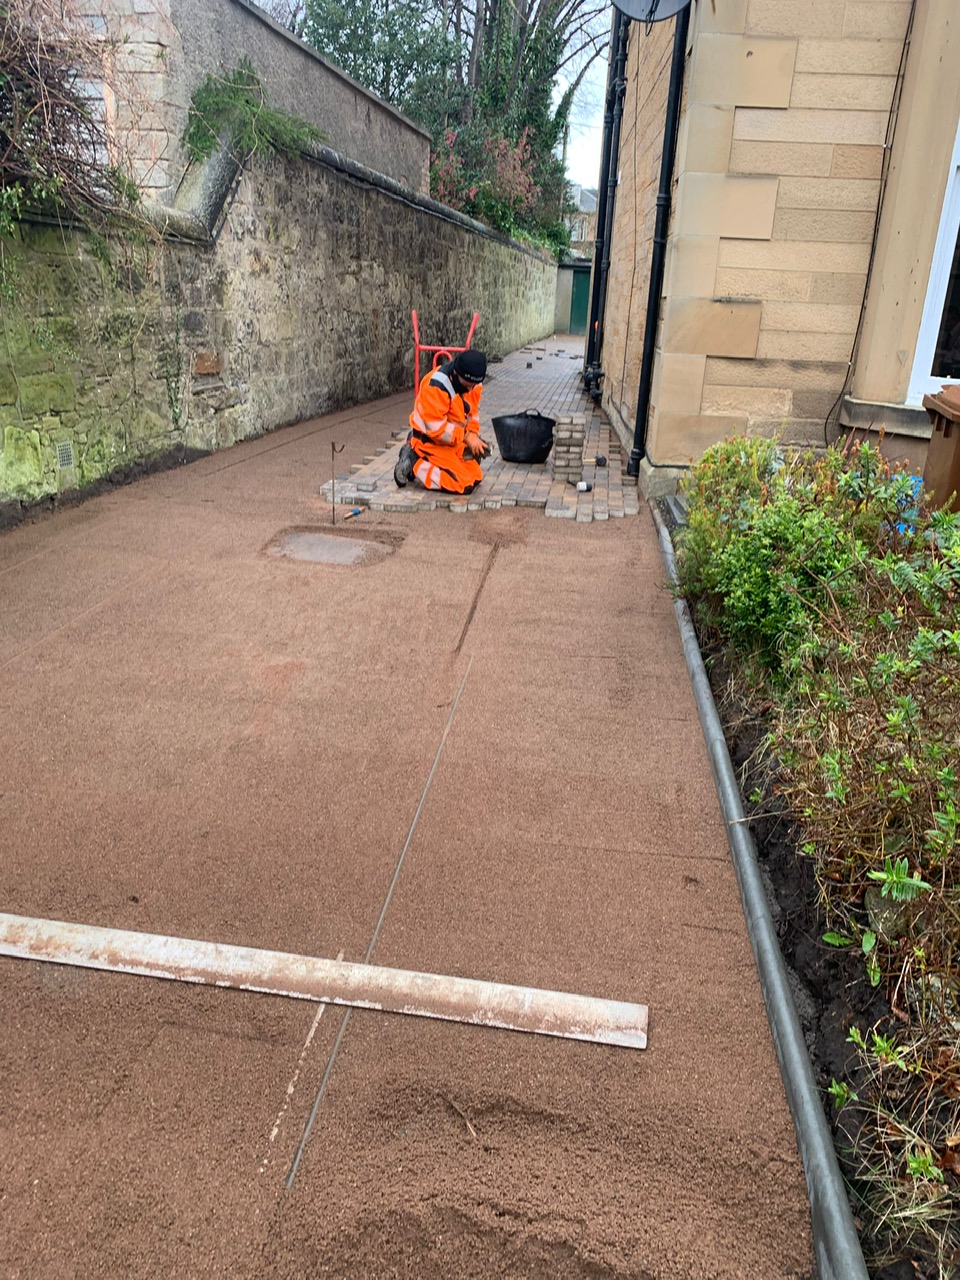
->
[183,59,326,164]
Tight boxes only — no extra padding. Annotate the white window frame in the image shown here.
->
[908,118,960,404]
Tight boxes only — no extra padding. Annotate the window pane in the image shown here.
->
[933,226,960,378]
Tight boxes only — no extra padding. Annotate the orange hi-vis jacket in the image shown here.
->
[408,362,485,494]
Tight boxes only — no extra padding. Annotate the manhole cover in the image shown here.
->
[265,528,397,566]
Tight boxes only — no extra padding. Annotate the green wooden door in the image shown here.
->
[570,268,590,335]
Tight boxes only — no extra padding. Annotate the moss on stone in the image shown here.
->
[127,408,172,445]
[0,365,18,406]
[18,226,74,256]
[77,434,120,484]
[0,426,47,499]
[19,373,76,416]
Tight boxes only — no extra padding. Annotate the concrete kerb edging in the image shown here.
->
[649,500,869,1280]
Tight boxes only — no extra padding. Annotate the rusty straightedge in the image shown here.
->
[0,913,648,1050]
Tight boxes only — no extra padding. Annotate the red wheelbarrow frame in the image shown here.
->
[412,310,479,392]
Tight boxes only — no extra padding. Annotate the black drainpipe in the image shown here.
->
[626,3,690,478]
[583,9,629,396]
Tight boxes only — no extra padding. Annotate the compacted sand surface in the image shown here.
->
[0,344,814,1278]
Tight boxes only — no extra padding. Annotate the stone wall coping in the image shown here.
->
[141,135,557,266]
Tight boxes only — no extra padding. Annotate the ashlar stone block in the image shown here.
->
[718,238,871,273]
[714,266,813,301]
[690,34,797,108]
[697,0,748,34]
[831,145,884,179]
[678,104,735,174]
[794,39,906,75]
[661,297,762,358]
[746,0,844,38]
[704,356,848,390]
[665,237,720,298]
[647,410,749,465]
[729,139,833,176]
[701,383,793,417]
[675,173,778,240]
[756,329,854,361]
[777,176,880,211]
[790,73,897,112]
[772,207,877,243]
[733,107,887,146]
[809,272,867,305]
[651,353,707,417]
[761,301,860,335]
[842,2,912,40]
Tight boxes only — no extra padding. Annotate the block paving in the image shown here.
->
[319,337,641,521]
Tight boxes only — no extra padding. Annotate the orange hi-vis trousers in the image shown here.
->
[410,436,483,493]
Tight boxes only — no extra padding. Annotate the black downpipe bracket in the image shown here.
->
[626,5,690,478]
[583,10,629,396]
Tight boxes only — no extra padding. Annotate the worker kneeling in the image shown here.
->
[395,349,491,493]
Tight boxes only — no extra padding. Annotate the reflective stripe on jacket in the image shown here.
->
[409,362,482,446]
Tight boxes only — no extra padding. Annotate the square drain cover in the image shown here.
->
[267,530,394,566]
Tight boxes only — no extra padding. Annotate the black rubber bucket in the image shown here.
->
[491,411,556,464]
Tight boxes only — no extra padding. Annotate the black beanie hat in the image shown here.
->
[453,349,487,382]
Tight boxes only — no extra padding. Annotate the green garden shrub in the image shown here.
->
[677,436,960,1272]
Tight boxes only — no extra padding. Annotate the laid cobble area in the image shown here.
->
[319,337,641,522]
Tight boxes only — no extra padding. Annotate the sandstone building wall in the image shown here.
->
[599,0,924,485]
[848,4,960,424]
[598,19,674,453]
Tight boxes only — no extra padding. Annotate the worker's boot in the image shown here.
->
[394,442,416,488]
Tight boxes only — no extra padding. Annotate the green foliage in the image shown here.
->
[183,59,326,164]
[866,856,932,903]
[679,436,960,1275]
[674,434,781,611]
[679,439,960,973]
[677,438,855,672]
[1,0,142,234]
[838,1020,958,1271]
[302,0,597,249]
[827,1078,858,1108]
[861,929,881,987]
[1,181,28,241]
[823,930,852,946]
[430,125,570,255]
[304,1,458,113]
[905,1148,945,1184]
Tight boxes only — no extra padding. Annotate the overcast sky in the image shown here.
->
[559,32,610,191]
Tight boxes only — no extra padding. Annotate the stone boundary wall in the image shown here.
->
[0,153,556,510]
[91,0,431,199]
